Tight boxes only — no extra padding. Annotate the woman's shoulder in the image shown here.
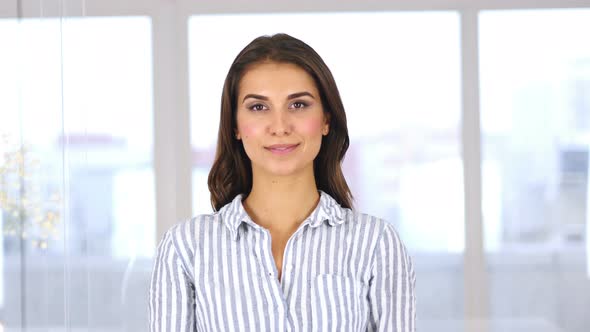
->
[343,209,390,230]
[166,211,224,237]
[319,191,401,240]
[343,209,407,247]
[159,211,223,249]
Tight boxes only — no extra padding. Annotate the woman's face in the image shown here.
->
[235,61,329,179]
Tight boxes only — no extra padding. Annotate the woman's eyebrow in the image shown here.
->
[242,91,316,103]
[242,94,268,103]
[287,91,315,100]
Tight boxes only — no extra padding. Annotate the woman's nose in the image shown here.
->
[268,111,292,136]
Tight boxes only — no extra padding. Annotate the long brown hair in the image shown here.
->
[208,33,353,211]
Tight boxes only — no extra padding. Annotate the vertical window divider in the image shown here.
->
[152,5,192,243]
[460,8,490,330]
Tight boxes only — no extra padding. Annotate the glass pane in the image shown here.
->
[480,9,590,332]
[189,12,463,330]
[0,16,154,330]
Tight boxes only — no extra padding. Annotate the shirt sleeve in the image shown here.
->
[367,222,416,332]
[149,227,196,331]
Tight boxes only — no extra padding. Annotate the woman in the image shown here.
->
[149,33,416,332]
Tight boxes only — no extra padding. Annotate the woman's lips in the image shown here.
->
[265,143,300,155]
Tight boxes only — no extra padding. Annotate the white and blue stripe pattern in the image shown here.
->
[149,191,416,331]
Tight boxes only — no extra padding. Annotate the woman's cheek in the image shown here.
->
[238,122,260,139]
[300,117,325,135]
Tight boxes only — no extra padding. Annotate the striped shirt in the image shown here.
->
[149,190,416,332]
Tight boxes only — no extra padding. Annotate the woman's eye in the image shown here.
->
[291,101,308,109]
[250,104,266,112]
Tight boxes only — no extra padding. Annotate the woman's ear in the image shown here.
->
[234,128,241,140]
[322,113,331,136]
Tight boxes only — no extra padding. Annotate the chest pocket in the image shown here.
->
[310,274,369,332]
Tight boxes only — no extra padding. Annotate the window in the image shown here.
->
[480,9,590,330]
[0,16,154,330]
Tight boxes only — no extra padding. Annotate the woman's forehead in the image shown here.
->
[238,62,319,98]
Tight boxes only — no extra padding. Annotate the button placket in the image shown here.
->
[263,229,292,325]
[281,229,304,290]
[258,229,276,278]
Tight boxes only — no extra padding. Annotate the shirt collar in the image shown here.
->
[219,190,346,241]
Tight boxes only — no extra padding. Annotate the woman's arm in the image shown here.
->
[149,227,196,331]
[367,223,416,332]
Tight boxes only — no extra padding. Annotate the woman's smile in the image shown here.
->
[265,143,300,155]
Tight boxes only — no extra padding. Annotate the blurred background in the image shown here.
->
[0,0,589,331]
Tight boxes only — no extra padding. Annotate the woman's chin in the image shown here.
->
[257,163,310,179]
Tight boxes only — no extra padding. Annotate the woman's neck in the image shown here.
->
[243,172,320,235]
